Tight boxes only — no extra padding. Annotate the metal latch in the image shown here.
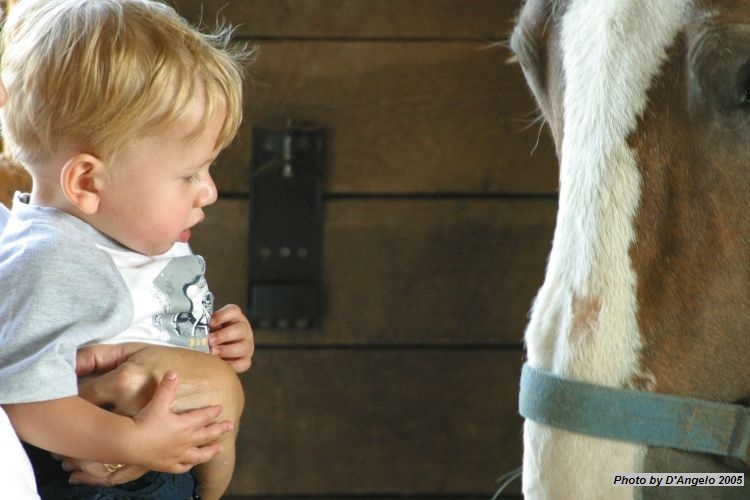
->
[247,124,324,329]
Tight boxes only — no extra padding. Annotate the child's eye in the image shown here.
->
[184,173,202,183]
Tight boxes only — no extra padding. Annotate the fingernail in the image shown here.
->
[68,478,81,485]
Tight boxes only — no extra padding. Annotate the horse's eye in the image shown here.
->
[736,63,750,105]
[740,76,750,107]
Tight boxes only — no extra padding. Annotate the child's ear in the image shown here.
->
[60,154,104,214]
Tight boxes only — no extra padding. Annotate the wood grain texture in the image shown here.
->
[228,349,523,496]
[226,497,521,500]
[211,41,557,195]
[224,496,520,500]
[169,2,544,498]
[191,198,556,345]
[172,0,519,40]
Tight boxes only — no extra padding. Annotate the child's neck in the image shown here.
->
[28,178,84,221]
[28,183,66,209]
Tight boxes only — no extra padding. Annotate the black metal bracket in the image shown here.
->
[247,125,325,329]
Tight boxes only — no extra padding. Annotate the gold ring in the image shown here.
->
[104,463,125,473]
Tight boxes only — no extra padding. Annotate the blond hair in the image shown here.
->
[0,0,246,170]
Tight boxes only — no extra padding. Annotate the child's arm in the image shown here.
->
[4,370,232,472]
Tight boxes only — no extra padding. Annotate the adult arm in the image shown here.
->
[62,304,252,486]
[69,341,246,486]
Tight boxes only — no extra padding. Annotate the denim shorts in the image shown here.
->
[24,443,199,500]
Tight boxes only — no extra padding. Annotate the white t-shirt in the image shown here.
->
[0,203,8,230]
[0,197,212,404]
[0,409,38,498]
[0,206,39,497]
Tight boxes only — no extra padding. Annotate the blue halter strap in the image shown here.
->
[519,363,750,460]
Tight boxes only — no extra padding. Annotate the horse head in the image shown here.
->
[512,0,750,497]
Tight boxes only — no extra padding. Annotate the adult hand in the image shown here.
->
[39,368,230,487]
[63,461,147,487]
[57,344,150,486]
[69,344,235,486]
[76,342,148,377]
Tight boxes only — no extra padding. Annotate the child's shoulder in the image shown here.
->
[4,206,92,252]
[0,205,116,283]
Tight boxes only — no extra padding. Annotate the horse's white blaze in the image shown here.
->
[522,0,688,498]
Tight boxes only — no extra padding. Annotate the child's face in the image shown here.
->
[95,97,223,256]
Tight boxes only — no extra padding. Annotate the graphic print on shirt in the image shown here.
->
[151,255,213,350]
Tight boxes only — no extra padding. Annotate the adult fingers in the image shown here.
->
[68,465,148,487]
[60,458,105,477]
[75,343,148,376]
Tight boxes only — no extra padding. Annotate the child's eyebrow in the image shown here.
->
[186,154,218,172]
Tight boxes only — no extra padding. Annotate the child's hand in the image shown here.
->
[209,304,254,373]
[128,370,233,473]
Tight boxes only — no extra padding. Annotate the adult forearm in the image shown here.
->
[78,344,245,418]
[74,344,244,494]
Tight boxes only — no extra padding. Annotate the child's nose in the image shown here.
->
[199,174,218,207]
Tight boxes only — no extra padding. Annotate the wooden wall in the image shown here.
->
[173,1,559,498]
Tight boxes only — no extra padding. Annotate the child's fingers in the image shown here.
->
[210,340,248,360]
[143,371,180,413]
[210,323,251,346]
[209,304,244,328]
[177,443,224,470]
[225,356,252,373]
[209,328,254,373]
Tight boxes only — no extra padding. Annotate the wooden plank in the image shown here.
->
[224,496,520,500]
[173,0,518,40]
[226,497,521,500]
[191,198,556,345]
[229,349,523,496]
[211,41,557,195]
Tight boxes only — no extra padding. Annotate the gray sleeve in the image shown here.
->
[0,229,133,404]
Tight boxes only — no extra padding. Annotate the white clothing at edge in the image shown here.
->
[0,203,40,498]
